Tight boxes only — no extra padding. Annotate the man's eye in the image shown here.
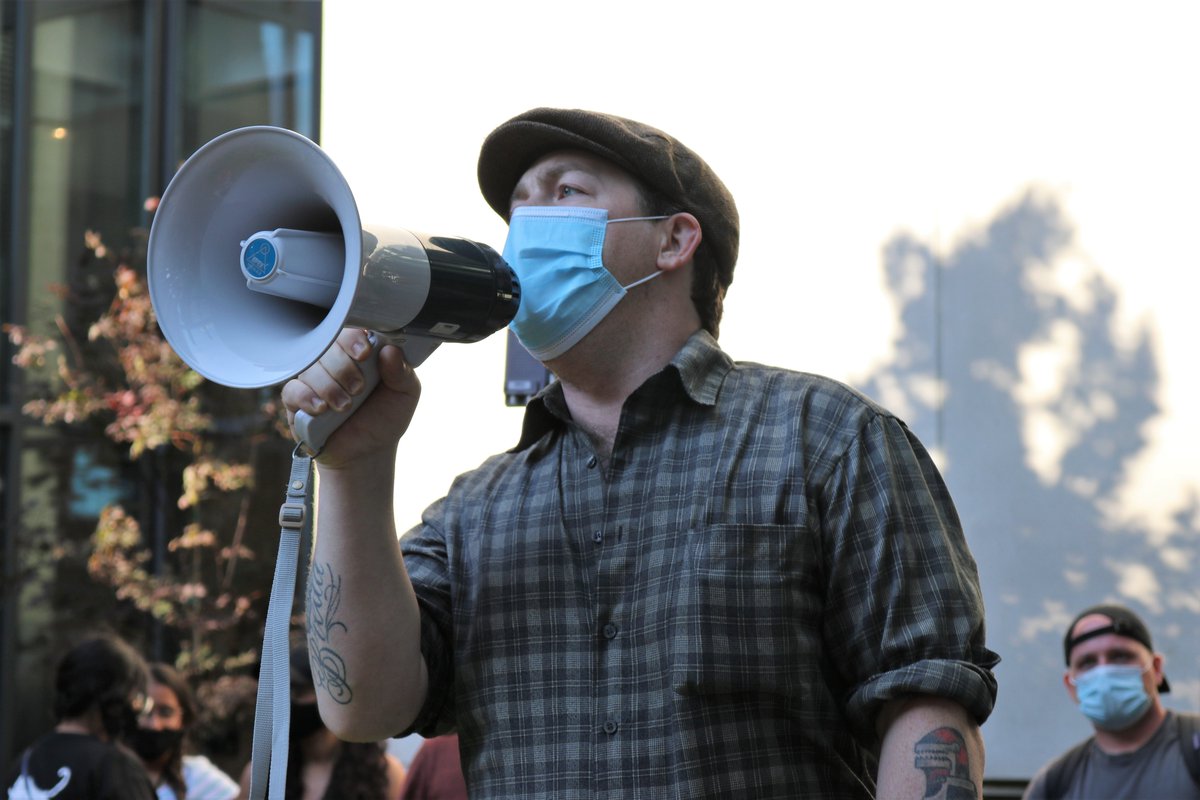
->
[559,185,582,198]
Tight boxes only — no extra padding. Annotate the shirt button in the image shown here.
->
[586,455,597,468]
[603,623,619,639]
[592,530,603,543]
[603,720,619,735]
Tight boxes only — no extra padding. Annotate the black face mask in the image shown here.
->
[128,727,184,762]
[290,702,325,740]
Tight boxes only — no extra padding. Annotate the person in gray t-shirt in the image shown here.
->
[1023,604,1200,799]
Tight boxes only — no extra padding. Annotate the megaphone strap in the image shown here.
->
[247,445,314,800]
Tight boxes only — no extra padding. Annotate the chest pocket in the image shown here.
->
[670,522,823,698]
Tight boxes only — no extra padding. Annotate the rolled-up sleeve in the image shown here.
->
[819,412,999,744]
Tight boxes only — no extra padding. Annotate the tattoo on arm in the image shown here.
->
[913,727,978,799]
[306,562,353,704]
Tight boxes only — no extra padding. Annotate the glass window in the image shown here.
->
[8,0,148,745]
[184,1,318,152]
[26,0,145,339]
[2,0,322,766]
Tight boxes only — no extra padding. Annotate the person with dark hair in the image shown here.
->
[282,108,1000,797]
[5,633,157,799]
[130,663,239,800]
[237,644,405,800]
[1023,604,1200,799]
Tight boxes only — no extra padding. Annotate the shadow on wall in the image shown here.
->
[859,188,1200,778]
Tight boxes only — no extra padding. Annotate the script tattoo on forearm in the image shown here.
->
[913,727,978,799]
[307,561,353,704]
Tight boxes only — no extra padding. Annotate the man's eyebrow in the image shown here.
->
[509,162,596,205]
[1072,643,1139,665]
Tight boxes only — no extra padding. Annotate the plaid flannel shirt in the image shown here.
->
[400,330,999,799]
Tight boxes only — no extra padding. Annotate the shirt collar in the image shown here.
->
[509,329,734,453]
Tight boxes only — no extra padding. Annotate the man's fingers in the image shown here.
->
[303,359,359,412]
[286,330,374,413]
[282,376,327,416]
[336,328,374,363]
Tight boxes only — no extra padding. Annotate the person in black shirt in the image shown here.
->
[5,633,157,800]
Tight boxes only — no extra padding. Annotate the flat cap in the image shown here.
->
[478,107,739,285]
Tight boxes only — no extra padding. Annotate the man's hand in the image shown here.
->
[281,328,421,469]
[281,327,429,739]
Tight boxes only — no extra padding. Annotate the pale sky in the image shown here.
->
[322,0,1199,540]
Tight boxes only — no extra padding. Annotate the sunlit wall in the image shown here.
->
[321,2,1199,779]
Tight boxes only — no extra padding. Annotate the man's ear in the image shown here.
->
[656,212,702,272]
[1062,671,1079,703]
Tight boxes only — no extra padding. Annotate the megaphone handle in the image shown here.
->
[293,343,381,455]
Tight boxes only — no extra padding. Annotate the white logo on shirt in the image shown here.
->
[7,767,71,799]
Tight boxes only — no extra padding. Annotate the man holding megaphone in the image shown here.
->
[279,108,1000,799]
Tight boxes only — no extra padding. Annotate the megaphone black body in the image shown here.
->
[147,126,519,449]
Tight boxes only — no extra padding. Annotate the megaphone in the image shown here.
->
[147,126,519,451]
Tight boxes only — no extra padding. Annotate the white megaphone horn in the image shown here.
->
[147,126,519,453]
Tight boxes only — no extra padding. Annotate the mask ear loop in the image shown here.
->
[606,215,671,291]
[621,270,664,291]
[607,215,670,224]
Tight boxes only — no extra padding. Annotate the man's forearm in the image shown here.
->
[306,458,427,741]
[876,695,985,799]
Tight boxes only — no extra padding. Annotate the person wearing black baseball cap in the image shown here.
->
[1023,604,1200,799]
[283,108,999,799]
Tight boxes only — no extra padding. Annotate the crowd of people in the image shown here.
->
[3,635,465,800]
[5,107,1198,798]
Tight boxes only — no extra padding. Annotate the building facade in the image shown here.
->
[1,0,321,765]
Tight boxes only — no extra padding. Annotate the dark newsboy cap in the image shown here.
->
[477,107,740,285]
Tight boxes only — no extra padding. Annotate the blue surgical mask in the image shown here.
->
[1073,664,1152,731]
[502,206,667,361]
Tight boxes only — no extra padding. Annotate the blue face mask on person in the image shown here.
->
[502,206,667,361]
[1073,664,1152,731]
